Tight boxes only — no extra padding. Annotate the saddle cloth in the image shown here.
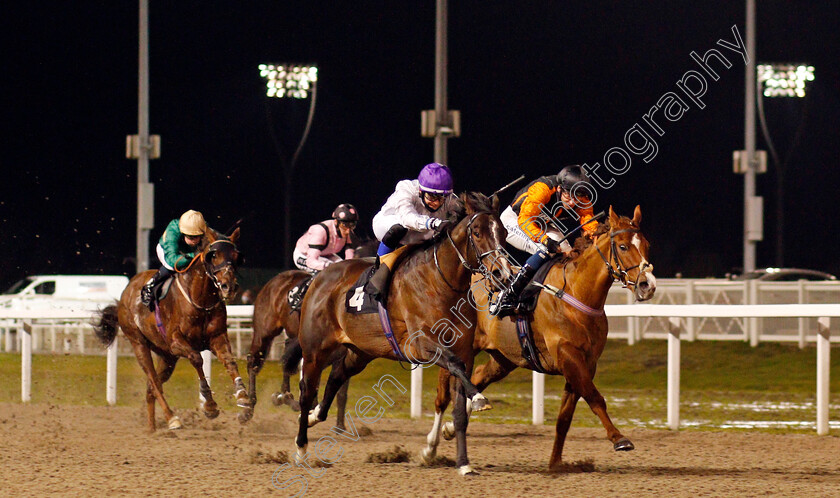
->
[344,244,413,314]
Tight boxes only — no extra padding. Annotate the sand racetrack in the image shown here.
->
[1,402,838,497]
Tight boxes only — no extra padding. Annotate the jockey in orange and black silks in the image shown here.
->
[491,165,599,317]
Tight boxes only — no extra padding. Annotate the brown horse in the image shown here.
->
[423,206,656,470]
[294,192,511,475]
[94,228,247,431]
[241,269,350,428]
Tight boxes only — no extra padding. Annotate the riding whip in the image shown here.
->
[491,174,525,198]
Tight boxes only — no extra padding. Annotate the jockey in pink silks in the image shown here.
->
[293,203,359,273]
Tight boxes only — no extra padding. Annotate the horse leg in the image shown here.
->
[432,348,481,476]
[559,344,633,455]
[548,381,581,470]
[130,341,178,431]
[421,367,453,464]
[295,351,330,463]
[243,325,278,422]
[273,335,302,411]
[334,379,349,431]
[437,347,490,412]
[309,349,370,428]
[171,339,218,419]
[207,332,249,412]
[451,378,477,476]
[442,353,516,441]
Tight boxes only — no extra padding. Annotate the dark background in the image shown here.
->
[2,1,838,290]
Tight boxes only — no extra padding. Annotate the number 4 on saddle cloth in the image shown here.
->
[345,245,413,314]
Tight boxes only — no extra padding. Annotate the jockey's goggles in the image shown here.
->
[338,221,357,229]
[422,192,445,203]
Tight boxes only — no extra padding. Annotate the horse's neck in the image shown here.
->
[427,230,472,292]
[552,235,614,310]
[183,261,217,306]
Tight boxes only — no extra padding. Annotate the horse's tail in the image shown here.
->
[93,304,120,347]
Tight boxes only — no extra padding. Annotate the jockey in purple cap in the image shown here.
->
[371,162,457,256]
[366,163,457,299]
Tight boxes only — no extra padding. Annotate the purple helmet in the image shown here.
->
[417,163,454,194]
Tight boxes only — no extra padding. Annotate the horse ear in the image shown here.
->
[460,192,476,215]
[633,205,642,226]
[608,205,619,227]
[229,227,240,245]
[491,194,500,213]
[205,229,218,244]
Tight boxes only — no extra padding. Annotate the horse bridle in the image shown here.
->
[594,227,652,289]
[203,239,240,296]
[434,212,504,292]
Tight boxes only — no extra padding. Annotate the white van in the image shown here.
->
[1,275,129,312]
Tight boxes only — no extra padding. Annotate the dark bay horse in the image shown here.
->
[295,193,511,475]
[94,228,247,431]
[241,269,349,427]
[423,206,657,470]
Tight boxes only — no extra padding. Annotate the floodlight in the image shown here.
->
[757,64,814,98]
[258,63,318,99]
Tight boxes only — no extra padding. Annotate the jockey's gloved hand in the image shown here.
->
[428,218,452,233]
[544,237,561,254]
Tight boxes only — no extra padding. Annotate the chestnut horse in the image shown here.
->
[241,269,349,428]
[94,228,247,431]
[423,206,656,470]
[295,193,511,475]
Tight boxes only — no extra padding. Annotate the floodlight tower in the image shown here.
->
[756,63,815,266]
[258,64,318,268]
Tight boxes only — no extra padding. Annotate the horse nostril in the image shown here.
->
[640,281,649,290]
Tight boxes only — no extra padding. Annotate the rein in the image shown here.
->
[434,212,501,292]
[535,225,651,316]
[175,239,239,311]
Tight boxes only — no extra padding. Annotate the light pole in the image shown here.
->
[258,64,318,268]
[742,0,758,273]
[421,0,460,164]
[756,63,815,267]
[126,0,159,274]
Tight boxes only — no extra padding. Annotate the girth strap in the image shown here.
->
[377,302,410,362]
[515,316,546,373]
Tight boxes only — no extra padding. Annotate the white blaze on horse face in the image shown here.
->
[631,234,657,286]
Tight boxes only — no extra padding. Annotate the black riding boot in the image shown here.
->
[365,257,392,302]
[489,263,538,317]
[141,269,169,311]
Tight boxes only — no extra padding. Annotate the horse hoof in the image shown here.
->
[271,392,284,406]
[235,390,250,408]
[205,409,220,419]
[457,465,479,476]
[614,437,635,451]
[470,393,492,412]
[420,447,436,464]
[293,445,308,464]
[238,408,253,424]
[442,421,455,441]
[307,405,322,427]
[167,416,182,430]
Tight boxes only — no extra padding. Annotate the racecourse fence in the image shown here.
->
[1,279,838,434]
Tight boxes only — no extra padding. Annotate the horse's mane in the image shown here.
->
[562,214,632,262]
[449,191,495,223]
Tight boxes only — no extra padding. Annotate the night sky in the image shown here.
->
[3,1,839,290]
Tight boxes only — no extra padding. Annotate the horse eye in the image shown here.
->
[619,244,628,251]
